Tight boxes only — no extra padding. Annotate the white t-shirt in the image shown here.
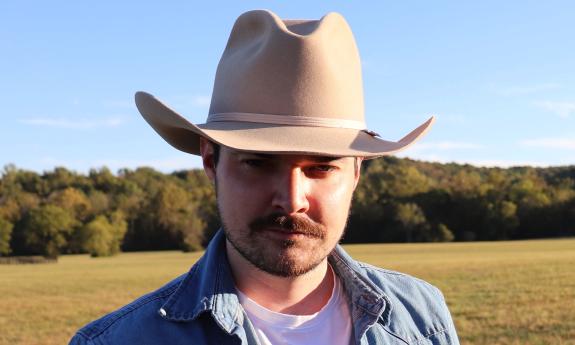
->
[237,266,353,345]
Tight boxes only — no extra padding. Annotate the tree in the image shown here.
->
[87,190,110,216]
[435,223,455,242]
[48,187,91,220]
[44,167,79,191]
[485,200,519,240]
[23,205,78,258]
[394,203,428,242]
[90,167,118,193]
[80,212,127,257]
[154,181,206,251]
[0,218,13,255]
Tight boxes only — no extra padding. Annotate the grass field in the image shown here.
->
[1,239,574,345]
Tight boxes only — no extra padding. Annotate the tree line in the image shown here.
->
[0,158,573,258]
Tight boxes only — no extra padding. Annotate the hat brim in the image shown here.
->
[135,91,434,158]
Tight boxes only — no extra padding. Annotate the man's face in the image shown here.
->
[201,140,361,277]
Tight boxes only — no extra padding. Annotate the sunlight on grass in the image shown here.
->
[1,239,574,345]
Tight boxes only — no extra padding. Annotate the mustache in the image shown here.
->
[249,213,326,239]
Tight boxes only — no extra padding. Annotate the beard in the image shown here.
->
[222,211,342,278]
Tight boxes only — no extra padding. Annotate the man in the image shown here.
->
[71,9,459,345]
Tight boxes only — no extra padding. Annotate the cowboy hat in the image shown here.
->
[135,9,434,158]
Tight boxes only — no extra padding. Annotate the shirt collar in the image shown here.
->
[329,245,391,329]
[159,230,241,333]
[159,229,390,333]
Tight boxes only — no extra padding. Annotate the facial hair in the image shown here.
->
[222,212,335,278]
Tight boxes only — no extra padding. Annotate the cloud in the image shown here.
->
[533,101,575,119]
[19,117,125,129]
[495,83,560,96]
[520,137,575,150]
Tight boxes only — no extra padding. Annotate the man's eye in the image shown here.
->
[242,159,266,168]
[309,165,336,173]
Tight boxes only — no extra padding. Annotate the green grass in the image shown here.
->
[1,239,574,345]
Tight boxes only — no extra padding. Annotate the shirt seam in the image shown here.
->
[416,326,449,343]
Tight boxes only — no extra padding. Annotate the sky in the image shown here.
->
[1,1,574,174]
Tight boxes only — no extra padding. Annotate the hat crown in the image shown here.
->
[209,10,364,122]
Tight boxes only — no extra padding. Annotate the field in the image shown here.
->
[1,239,574,345]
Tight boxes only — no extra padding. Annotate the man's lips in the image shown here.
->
[263,227,314,237]
[249,213,326,239]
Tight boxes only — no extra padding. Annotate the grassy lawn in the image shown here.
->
[1,239,574,345]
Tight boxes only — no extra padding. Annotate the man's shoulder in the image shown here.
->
[352,260,457,342]
[70,273,185,344]
[354,260,445,302]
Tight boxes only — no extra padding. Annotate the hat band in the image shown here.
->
[207,112,367,130]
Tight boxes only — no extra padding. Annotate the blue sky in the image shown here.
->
[1,1,573,173]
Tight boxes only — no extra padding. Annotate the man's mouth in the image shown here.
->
[264,227,307,236]
[249,214,326,239]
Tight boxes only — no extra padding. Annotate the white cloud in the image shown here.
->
[496,83,560,96]
[19,117,125,129]
[533,101,575,118]
[520,138,575,150]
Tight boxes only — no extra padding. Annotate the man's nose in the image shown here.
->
[271,168,310,214]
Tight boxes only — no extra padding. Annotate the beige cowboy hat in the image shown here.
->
[135,9,434,158]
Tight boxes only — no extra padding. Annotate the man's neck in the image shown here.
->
[226,240,334,315]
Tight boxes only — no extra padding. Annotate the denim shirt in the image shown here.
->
[70,230,459,345]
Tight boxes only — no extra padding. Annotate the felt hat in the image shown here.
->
[135,9,434,158]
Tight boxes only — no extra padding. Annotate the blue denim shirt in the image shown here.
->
[70,230,459,344]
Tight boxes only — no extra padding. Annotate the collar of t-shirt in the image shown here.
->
[236,264,341,330]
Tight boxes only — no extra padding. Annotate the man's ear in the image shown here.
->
[199,137,216,182]
[352,157,363,190]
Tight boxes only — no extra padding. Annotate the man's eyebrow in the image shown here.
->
[233,152,347,162]
[308,156,346,163]
[232,152,273,159]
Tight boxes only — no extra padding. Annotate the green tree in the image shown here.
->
[0,218,13,255]
[90,167,118,193]
[489,200,519,240]
[154,181,206,251]
[87,190,110,216]
[44,167,79,191]
[395,202,428,242]
[23,205,78,258]
[81,212,127,257]
[435,223,455,242]
[48,187,91,220]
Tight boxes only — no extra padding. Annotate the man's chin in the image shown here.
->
[223,227,329,277]
[253,247,327,277]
